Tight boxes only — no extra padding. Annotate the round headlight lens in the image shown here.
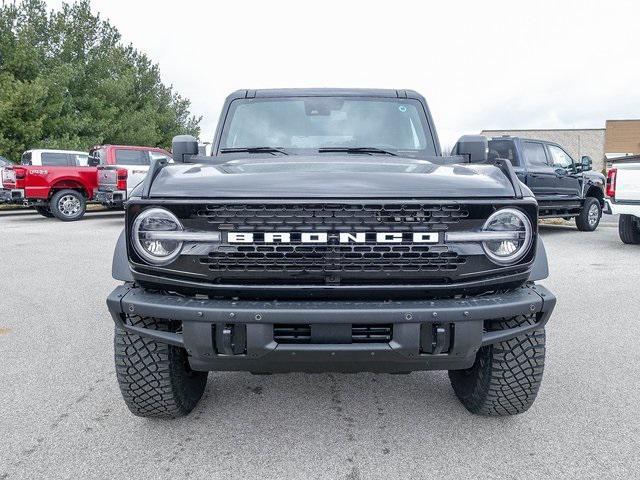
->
[482,208,532,265]
[132,208,183,265]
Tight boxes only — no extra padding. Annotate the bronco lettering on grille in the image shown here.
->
[227,232,440,244]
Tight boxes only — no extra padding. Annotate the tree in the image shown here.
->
[0,0,200,161]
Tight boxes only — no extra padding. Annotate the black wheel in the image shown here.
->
[449,315,546,416]
[619,214,640,244]
[114,316,207,418]
[575,197,601,231]
[34,206,54,218]
[49,189,86,221]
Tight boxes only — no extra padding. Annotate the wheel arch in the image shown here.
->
[49,178,90,198]
[585,184,605,206]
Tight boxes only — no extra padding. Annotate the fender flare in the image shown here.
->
[112,229,133,282]
[529,237,549,282]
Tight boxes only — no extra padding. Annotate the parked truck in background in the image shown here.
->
[0,149,96,220]
[485,136,605,231]
[91,145,172,208]
[604,157,640,244]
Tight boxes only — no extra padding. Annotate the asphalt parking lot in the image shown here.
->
[0,209,638,480]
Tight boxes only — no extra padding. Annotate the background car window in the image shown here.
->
[41,152,71,166]
[21,152,33,165]
[488,139,518,164]
[149,151,169,161]
[522,142,548,167]
[547,145,574,169]
[115,149,149,165]
[73,154,89,166]
[89,148,107,164]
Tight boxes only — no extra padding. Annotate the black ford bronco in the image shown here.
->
[107,89,556,418]
[486,136,606,231]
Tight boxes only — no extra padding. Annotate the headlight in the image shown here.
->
[131,208,183,265]
[482,208,532,265]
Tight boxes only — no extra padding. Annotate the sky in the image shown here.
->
[46,0,640,148]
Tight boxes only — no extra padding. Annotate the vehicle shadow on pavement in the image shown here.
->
[538,224,582,235]
[4,211,124,223]
[193,370,473,430]
[0,209,37,217]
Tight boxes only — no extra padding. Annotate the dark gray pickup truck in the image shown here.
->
[486,136,606,231]
[107,89,556,418]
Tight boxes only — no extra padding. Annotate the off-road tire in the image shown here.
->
[34,206,54,218]
[619,214,640,244]
[449,315,546,416]
[575,197,601,231]
[49,189,86,221]
[114,316,208,418]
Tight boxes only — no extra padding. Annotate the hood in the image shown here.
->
[148,156,517,198]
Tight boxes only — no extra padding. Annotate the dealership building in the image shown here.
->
[480,119,640,172]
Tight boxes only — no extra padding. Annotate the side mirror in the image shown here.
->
[581,156,592,171]
[87,156,100,167]
[172,135,199,163]
[452,135,488,163]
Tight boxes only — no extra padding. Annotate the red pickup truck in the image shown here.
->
[1,149,97,221]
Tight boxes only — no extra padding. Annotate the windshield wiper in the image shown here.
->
[318,147,397,156]
[220,147,288,155]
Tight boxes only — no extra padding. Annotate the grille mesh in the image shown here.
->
[197,203,470,275]
[197,203,469,232]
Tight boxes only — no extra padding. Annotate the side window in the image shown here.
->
[488,140,517,164]
[547,145,574,169]
[522,142,548,167]
[90,148,107,164]
[41,152,71,166]
[149,151,169,161]
[115,149,149,166]
[21,152,32,165]
[74,154,89,166]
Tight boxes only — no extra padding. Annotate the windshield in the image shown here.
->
[220,97,437,157]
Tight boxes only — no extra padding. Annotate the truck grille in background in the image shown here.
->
[197,203,470,276]
[273,324,392,344]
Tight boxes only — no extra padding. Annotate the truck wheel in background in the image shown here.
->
[448,315,546,416]
[575,197,601,231]
[619,214,640,244]
[34,206,54,218]
[114,316,208,418]
[49,189,86,221]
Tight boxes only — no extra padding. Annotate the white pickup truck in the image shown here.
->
[605,157,640,244]
[89,145,172,207]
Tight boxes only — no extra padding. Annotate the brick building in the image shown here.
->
[604,120,640,160]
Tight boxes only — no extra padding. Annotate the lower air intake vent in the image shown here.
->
[273,324,311,344]
[352,324,392,343]
[273,324,392,344]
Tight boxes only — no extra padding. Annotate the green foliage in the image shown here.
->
[0,0,200,161]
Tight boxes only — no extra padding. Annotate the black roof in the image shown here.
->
[228,88,422,99]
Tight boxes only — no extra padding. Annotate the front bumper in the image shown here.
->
[96,189,126,206]
[0,188,24,204]
[107,283,556,373]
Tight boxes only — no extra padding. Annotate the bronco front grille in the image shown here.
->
[195,203,473,278]
[130,201,526,287]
